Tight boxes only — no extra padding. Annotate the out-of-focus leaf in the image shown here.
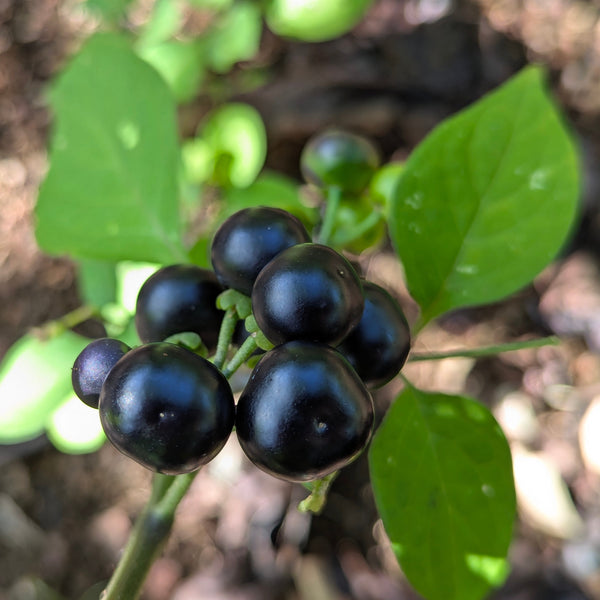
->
[137,0,182,47]
[85,0,134,22]
[205,1,262,73]
[115,261,161,314]
[0,331,89,444]
[77,259,117,308]
[47,393,106,454]
[138,39,205,103]
[36,33,187,264]
[265,0,373,42]
[199,103,267,188]
[222,171,318,227]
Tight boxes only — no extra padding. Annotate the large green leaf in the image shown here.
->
[369,386,516,600]
[0,331,89,444]
[389,66,580,327]
[36,33,187,264]
[77,259,118,308]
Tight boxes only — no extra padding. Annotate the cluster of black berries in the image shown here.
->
[71,207,411,482]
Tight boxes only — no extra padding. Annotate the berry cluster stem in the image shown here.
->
[222,336,258,378]
[212,307,238,370]
[101,474,176,600]
[101,311,254,600]
[317,186,341,245]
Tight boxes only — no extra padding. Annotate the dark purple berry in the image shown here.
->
[135,265,224,351]
[72,338,130,409]
[338,281,411,387]
[251,243,364,346]
[236,341,374,482]
[99,343,235,475]
[211,207,311,296]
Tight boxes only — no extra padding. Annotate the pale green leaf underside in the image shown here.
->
[36,32,186,264]
[0,332,89,444]
[369,386,516,600]
[389,66,580,326]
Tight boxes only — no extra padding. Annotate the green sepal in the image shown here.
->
[216,289,252,318]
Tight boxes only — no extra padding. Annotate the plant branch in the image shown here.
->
[101,481,176,600]
[33,305,99,340]
[407,336,560,362]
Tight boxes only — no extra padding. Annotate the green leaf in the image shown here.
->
[138,40,205,103]
[0,331,89,444]
[369,386,516,600]
[188,235,211,268]
[115,261,161,313]
[222,171,319,227]
[200,102,267,188]
[265,0,373,42]
[85,0,134,22]
[77,259,117,308]
[205,1,262,73]
[36,33,188,264]
[46,393,106,454]
[137,0,182,48]
[188,0,233,8]
[389,66,580,327]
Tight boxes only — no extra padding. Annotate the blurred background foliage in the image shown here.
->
[2,1,600,599]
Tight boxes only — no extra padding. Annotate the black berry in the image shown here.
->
[252,243,364,346]
[99,343,235,475]
[72,338,131,409]
[210,206,311,296]
[338,281,411,387]
[135,265,224,352]
[235,341,374,482]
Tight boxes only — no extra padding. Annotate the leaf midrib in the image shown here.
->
[420,84,532,325]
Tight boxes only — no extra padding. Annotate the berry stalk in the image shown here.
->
[100,313,246,599]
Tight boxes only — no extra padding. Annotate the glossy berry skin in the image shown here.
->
[252,243,364,346]
[72,338,131,409]
[300,129,380,194]
[236,341,374,482]
[338,281,411,387]
[135,265,224,352]
[99,343,235,475]
[211,207,311,296]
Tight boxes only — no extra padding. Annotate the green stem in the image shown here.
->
[408,336,559,362]
[101,472,198,600]
[331,210,383,247]
[33,305,99,340]
[222,336,258,378]
[149,473,176,504]
[101,486,175,600]
[211,307,238,370]
[298,471,339,514]
[317,186,341,245]
[101,313,259,599]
